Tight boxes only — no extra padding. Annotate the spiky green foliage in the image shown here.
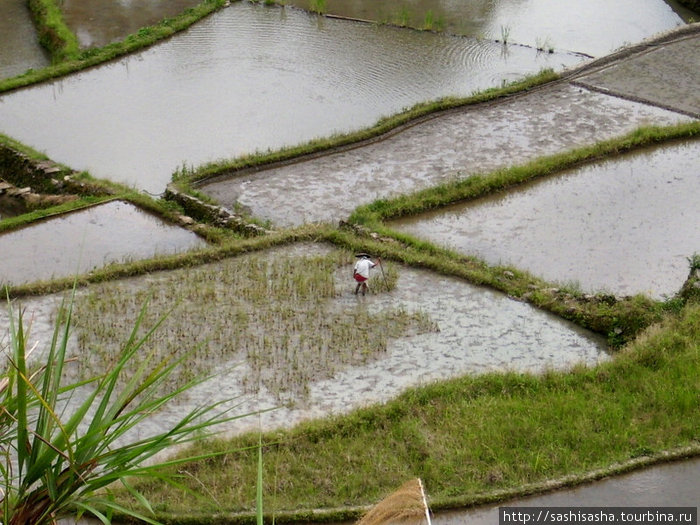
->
[0,292,249,524]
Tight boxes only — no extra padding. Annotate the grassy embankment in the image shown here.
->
[116,297,699,524]
[0,0,228,94]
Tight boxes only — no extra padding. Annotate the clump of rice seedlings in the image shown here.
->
[68,247,438,403]
[422,10,443,31]
[368,261,399,294]
[394,7,412,27]
[309,0,326,14]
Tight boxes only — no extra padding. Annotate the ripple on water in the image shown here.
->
[0,3,584,194]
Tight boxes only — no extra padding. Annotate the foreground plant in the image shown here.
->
[0,292,246,525]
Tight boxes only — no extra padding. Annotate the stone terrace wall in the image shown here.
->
[0,144,69,193]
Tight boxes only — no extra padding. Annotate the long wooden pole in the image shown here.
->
[378,258,389,290]
[418,478,432,525]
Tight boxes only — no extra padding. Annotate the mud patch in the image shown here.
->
[574,35,700,117]
[200,83,691,227]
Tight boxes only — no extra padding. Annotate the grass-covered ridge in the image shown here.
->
[121,300,699,523]
[27,0,81,63]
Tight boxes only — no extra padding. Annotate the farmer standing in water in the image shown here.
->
[353,253,380,296]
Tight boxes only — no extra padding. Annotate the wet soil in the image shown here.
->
[391,140,700,299]
[0,200,205,286]
[572,34,700,117]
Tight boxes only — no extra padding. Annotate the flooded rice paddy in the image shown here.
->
[200,84,691,227]
[0,2,584,194]
[0,0,50,79]
[434,457,700,525]
[59,0,202,48]
[0,0,697,517]
[390,140,700,299]
[0,243,608,439]
[573,35,700,118]
[0,200,205,286]
[289,0,694,57]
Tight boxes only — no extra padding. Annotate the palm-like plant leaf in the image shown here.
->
[1,293,253,525]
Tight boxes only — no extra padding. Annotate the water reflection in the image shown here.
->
[0,2,583,194]
[391,141,700,299]
[59,0,203,48]
[0,200,206,286]
[289,0,692,56]
[0,0,50,79]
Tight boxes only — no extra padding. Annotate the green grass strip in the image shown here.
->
[120,300,699,523]
[27,0,81,63]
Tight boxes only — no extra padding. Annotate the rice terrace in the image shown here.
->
[0,0,698,524]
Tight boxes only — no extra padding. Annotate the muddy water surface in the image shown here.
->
[200,83,691,227]
[290,0,693,57]
[0,0,50,79]
[391,141,700,299]
[60,0,202,48]
[0,2,583,194]
[0,200,205,286]
[0,243,608,441]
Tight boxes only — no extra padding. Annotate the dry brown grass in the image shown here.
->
[356,478,431,525]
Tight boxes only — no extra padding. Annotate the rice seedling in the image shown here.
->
[394,7,412,27]
[309,0,326,14]
[500,24,511,44]
[423,10,435,31]
[422,10,444,32]
[68,247,437,404]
